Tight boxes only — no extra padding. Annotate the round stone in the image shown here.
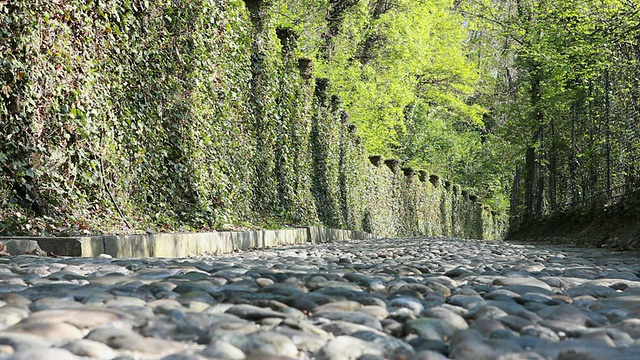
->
[9,348,80,360]
[63,339,118,359]
[406,318,454,341]
[6,321,83,341]
[422,306,468,331]
[26,309,123,329]
[316,335,385,360]
[201,340,247,359]
[0,306,30,330]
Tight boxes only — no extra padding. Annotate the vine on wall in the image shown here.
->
[0,0,505,240]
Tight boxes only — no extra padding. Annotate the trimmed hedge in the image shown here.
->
[0,0,506,239]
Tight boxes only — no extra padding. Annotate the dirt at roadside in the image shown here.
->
[508,200,640,250]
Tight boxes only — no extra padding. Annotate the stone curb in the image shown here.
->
[0,226,373,258]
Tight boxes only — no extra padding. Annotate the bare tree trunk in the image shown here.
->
[549,118,557,210]
[524,66,545,219]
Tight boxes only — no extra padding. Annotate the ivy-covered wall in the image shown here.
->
[0,0,506,239]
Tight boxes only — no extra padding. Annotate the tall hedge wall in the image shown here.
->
[0,0,506,239]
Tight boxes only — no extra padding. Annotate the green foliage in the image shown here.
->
[317,0,487,155]
[270,0,513,214]
[449,0,640,230]
[2,0,266,234]
[492,0,640,223]
[1,0,507,239]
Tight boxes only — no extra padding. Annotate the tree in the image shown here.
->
[472,0,640,224]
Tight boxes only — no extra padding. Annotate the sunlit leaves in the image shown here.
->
[311,0,488,155]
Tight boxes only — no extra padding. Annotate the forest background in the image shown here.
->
[1,0,639,242]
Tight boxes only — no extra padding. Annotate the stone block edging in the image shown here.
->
[0,226,373,258]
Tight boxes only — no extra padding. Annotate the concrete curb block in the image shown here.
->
[0,226,373,258]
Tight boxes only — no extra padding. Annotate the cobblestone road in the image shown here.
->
[1,236,640,360]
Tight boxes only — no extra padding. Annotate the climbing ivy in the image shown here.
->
[1,0,261,234]
[0,0,505,239]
